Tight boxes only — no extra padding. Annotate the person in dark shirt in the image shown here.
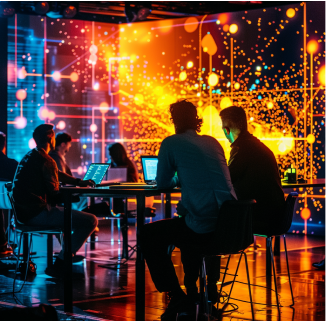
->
[0,132,18,255]
[49,132,73,175]
[219,106,285,233]
[12,124,98,277]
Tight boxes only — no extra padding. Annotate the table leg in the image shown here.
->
[266,238,272,277]
[90,197,96,250]
[122,198,128,259]
[47,234,53,268]
[274,236,280,256]
[165,193,171,219]
[136,194,146,321]
[63,193,73,313]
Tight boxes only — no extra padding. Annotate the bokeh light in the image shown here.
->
[48,111,56,121]
[28,138,36,149]
[220,97,233,110]
[99,102,109,113]
[77,166,83,175]
[234,82,240,90]
[89,54,98,65]
[17,67,27,79]
[184,17,198,33]
[52,71,61,82]
[318,65,325,86]
[222,24,229,32]
[90,124,97,132]
[307,40,318,54]
[16,89,27,100]
[187,61,194,69]
[89,44,98,54]
[307,134,315,144]
[286,8,296,18]
[229,24,238,34]
[93,82,99,90]
[208,73,219,86]
[179,71,187,81]
[267,101,274,109]
[56,120,66,130]
[201,34,217,55]
[301,208,311,220]
[70,72,78,82]
[14,116,27,129]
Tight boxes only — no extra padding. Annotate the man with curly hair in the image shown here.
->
[140,100,236,320]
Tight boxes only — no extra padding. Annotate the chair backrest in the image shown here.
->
[0,181,12,209]
[279,192,298,235]
[212,199,256,255]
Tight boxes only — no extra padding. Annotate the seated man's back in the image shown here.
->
[12,147,59,223]
[157,130,236,233]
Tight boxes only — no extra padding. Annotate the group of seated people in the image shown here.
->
[0,100,317,320]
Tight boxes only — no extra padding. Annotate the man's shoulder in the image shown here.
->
[0,152,18,166]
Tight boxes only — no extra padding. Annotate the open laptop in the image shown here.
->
[83,163,112,187]
[109,155,158,189]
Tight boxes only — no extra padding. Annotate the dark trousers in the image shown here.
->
[139,217,220,294]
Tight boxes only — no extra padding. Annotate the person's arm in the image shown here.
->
[156,139,179,189]
[58,171,95,187]
[42,160,60,200]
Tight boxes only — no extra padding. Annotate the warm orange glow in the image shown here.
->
[318,65,325,86]
[223,24,229,32]
[90,124,97,132]
[184,17,199,33]
[234,82,240,90]
[70,72,78,82]
[267,101,274,109]
[52,71,61,81]
[307,40,318,54]
[201,34,217,55]
[286,8,296,18]
[99,102,109,113]
[307,134,315,144]
[134,93,144,105]
[187,61,194,69]
[300,208,311,220]
[229,24,238,34]
[220,97,233,110]
[208,73,219,86]
[218,13,228,25]
[16,89,27,100]
[179,71,187,81]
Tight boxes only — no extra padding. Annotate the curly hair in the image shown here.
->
[169,100,203,134]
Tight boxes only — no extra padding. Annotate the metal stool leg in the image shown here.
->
[244,252,255,320]
[218,255,231,309]
[117,219,121,244]
[283,235,295,306]
[111,219,114,244]
[13,232,23,292]
[202,257,210,321]
[226,253,242,305]
[269,237,281,314]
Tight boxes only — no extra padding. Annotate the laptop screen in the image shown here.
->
[83,163,110,184]
[141,156,158,182]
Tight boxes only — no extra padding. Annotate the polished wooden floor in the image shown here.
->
[0,211,324,321]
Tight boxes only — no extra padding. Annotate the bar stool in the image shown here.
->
[197,199,256,321]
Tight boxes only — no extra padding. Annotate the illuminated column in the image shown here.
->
[303,2,307,180]
[307,39,318,180]
[229,24,238,99]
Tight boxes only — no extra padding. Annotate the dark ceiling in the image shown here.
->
[42,0,299,23]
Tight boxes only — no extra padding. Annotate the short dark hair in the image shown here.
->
[108,143,128,165]
[55,132,72,147]
[169,100,203,134]
[219,106,248,132]
[33,124,54,147]
[0,132,6,150]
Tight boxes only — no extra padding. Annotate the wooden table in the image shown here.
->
[60,186,180,320]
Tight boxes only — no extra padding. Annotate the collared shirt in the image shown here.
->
[12,148,59,223]
[0,152,18,181]
[228,130,285,224]
[156,130,237,234]
[49,150,72,176]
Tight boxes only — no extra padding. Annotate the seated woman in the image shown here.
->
[108,143,139,214]
[108,143,138,183]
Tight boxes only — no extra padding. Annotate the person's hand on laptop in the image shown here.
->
[77,179,96,187]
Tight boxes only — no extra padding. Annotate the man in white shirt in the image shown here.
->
[140,100,236,320]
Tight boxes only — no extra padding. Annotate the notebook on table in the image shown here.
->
[109,155,158,189]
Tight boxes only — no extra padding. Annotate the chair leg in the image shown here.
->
[226,253,242,305]
[117,219,121,244]
[23,234,32,281]
[243,251,255,320]
[283,235,295,306]
[218,255,231,308]
[202,257,210,321]
[13,232,23,292]
[111,219,114,244]
[269,237,281,314]
[84,239,88,258]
